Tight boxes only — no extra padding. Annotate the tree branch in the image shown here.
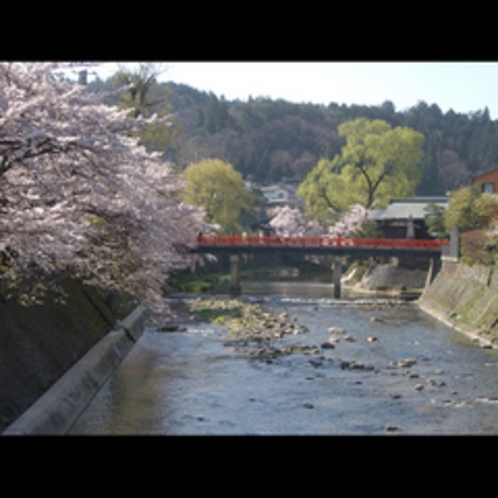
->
[318,183,341,213]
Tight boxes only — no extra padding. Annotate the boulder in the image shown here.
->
[159,324,186,332]
[427,378,446,387]
[328,327,345,334]
[398,358,417,368]
[321,342,335,349]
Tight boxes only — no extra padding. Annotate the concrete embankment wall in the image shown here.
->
[345,258,432,294]
[0,280,147,435]
[418,261,498,347]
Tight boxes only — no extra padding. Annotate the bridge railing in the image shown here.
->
[196,235,449,250]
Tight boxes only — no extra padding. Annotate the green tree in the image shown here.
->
[298,118,424,225]
[424,203,448,238]
[446,185,498,267]
[444,185,498,232]
[205,93,231,134]
[337,118,424,208]
[297,156,357,227]
[182,159,254,234]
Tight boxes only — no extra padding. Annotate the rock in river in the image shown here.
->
[398,358,417,368]
[321,341,335,349]
[328,327,346,335]
[159,324,187,332]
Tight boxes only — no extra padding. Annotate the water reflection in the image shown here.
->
[243,279,361,300]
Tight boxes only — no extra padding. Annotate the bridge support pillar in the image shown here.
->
[229,254,242,296]
[332,257,342,298]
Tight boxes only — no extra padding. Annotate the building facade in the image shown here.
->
[472,168,498,194]
[368,197,449,239]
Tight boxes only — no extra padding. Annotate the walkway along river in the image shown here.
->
[69,280,498,435]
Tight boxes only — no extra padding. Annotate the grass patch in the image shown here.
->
[195,305,242,324]
[188,298,254,332]
[187,297,277,334]
[168,272,231,294]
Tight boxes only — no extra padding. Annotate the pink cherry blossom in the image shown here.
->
[328,204,368,237]
[269,205,323,237]
[0,62,203,311]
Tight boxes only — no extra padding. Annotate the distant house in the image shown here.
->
[368,197,449,239]
[249,218,276,236]
[472,168,498,194]
[260,183,297,206]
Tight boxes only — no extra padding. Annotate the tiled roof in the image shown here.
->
[368,197,449,221]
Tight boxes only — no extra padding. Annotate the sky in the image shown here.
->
[92,61,498,119]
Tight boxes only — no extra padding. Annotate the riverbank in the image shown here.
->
[3,304,147,435]
[418,261,498,350]
[0,279,138,433]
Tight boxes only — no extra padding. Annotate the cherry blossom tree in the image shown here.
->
[269,205,323,237]
[327,204,369,237]
[0,62,203,310]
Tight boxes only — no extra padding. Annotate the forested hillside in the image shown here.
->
[88,76,498,196]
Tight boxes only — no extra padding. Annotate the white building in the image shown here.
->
[260,183,297,206]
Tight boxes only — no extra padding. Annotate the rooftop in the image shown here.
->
[368,197,449,221]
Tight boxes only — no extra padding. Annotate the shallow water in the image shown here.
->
[69,281,498,435]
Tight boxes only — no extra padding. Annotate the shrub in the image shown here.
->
[460,229,497,266]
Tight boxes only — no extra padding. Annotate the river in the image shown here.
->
[69,280,498,435]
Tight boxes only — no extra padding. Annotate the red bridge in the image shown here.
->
[195,234,448,254]
[193,235,450,297]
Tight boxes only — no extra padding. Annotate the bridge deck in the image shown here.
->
[194,235,448,259]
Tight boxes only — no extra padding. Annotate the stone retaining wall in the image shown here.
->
[418,262,498,347]
[347,259,431,294]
